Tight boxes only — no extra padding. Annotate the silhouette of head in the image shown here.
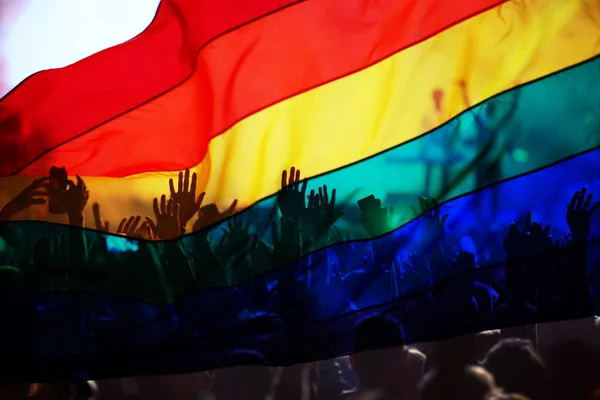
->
[482,338,544,400]
[420,365,501,400]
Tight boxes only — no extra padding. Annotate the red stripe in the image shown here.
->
[1,0,506,177]
[0,0,300,176]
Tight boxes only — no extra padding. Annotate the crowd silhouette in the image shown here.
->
[0,157,599,399]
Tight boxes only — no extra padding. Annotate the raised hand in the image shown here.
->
[359,196,394,238]
[92,203,110,232]
[316,185,344,228]
[416,197,448,239]
[278,167,308,220]
[271,216,303,265]
[567,187,599,242]
[192,200,238,232]
[302,185,344,243]
[502,222,530,260]
[528,221,553,254]
[553,233,572,249]
[146,195,181,240]
[117,215,152,239]
[64,175,89,226]
[169,169,206,231]
[0,177,48,221]
[303,189,322,239]
[214,215,257,262]
[362,206,394,238]
[518,212,536,234]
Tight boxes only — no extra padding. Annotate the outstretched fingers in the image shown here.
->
[145,217,158,233]
[300,178,308,196]
[583,193,593,211]
[169,178,176,197]
[167,198,174,215]
[195,192,206,208]
[183,169,190,193]
[117,218,128,233]
[136,220,149,237]
[577,187,587,210]
[288,167,296,187]
[225,199,238,216]
[281,167,307,194]
[177,171,183,193]
[293,168,301,191]
[153,197,160,218]
[330,188,337,208]
[160,195,167,215]
[123,217,134,233]
[281,169,288,191]
[568,191,579,210]
[126,216,142,233]
[76,174,85,190]
[190,171,197,196]
[319,186,329,205]
[289,167,296,188]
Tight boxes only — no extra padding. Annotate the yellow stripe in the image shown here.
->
[2,0,600,228]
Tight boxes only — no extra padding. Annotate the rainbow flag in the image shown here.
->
[0,0,600,380]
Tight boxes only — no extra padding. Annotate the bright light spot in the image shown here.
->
[0,0,160,96]
[459,235,478,255]
[585,111,595,125]
[512,148,529,163]
[106,235,139,253]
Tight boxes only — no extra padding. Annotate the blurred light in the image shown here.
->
[585,111,595,125]
[459,235,478,255]
[106,235,139,253]
[512,147,529,163]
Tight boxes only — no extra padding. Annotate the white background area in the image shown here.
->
[0,0,160,97]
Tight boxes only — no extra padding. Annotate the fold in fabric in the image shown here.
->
[3,132,600,380]
[0,0,300,176]
[1,54,599,236]
[13,0,600,223]
[0,0,509,177]
[2,143,600,301]
[1,258,597,381]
